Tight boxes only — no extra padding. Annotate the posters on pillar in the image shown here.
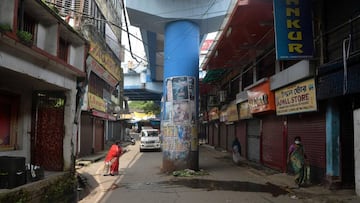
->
[162,76,197,159]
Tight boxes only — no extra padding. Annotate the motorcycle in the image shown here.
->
[126,135,136,145]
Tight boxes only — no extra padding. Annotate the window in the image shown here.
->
[83,0,105,37]
[242,66,253,90]
[58,38,69,62]
[17,10,36,42]
[89,72,111,99]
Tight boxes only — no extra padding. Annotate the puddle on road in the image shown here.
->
[158,178,288,197]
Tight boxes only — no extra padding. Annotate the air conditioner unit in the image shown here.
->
[207,95,219,107]
[218,90,227,103]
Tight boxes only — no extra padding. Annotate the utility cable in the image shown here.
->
[121,0,140,63]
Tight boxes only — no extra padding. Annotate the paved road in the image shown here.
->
[78,142,360,203]
[100,152,299,203]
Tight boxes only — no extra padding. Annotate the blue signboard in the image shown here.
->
[273,0,314,60]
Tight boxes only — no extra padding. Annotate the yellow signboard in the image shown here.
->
[88,93,106,112]
[227,104,239,122]
[89,41,121,81]
[208,107,219,120]
[239,102,252,119]
[275,78,317,115]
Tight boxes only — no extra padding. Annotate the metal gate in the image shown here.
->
[213,122,220,147]
[287,106,326,182]
[32,92,64,171]
[209,123,214,145]
[227,124,235,151]
[220,123,227,149]
[236,121,246,157]
[79,113,93,157]
[246,119,261,162]
[262,115,285,171]
[94,119,104,153]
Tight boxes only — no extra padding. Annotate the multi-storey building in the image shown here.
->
[200,0,360,194]
[44,0,125,157]
[0,0,125,201]
[0,0,87,201]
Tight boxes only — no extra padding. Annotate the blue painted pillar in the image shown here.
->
[147,31,157,81]
[326,100,340,177]
[161,20,199,172]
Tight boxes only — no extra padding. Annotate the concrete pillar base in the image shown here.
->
[324,175,342,190]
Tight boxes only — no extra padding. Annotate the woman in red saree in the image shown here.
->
[103,141,122,176]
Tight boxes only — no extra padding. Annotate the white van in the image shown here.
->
[139,128,161,152]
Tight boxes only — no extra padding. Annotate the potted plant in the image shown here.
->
[0,23,12,33]
[16,30,33,46]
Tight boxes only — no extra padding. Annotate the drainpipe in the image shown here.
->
[342,34,351,95]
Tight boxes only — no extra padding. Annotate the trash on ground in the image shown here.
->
[172,169,209,177]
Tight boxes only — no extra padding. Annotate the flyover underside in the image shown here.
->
[124,89,162,101]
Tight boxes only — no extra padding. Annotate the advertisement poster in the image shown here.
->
[172,77,189,101]
[162,76,197,159]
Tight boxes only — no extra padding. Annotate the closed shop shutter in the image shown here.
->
[247,119,261,162]
[220,123,227,149]
[227,124,235,151]
[213,122,220,147]
[94,119,104,153]
[237,121,246,157]
[262,115,285,171]
[287,108,326,170]
[205,124,209,144]
[209,123,214,145]
[79,113,93,157]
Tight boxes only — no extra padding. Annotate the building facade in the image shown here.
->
[200,0,360,193]
[0,0,87,201]
[44,0,126,157]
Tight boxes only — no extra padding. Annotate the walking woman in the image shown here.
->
[287,136,307,188]
[103,141,122,176]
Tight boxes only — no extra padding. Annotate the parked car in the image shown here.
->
[139,128,161,152]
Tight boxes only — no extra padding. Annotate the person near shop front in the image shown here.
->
[232,136,242,165]
[103,141,123,176]
[287,136,307,187]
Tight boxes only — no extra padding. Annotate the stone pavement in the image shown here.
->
[76,143,360,203]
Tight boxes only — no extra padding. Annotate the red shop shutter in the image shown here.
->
[287,110,326,169]
[262,115,285,171]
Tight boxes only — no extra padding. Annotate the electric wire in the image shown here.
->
[46,0,227,62]
[45,0,234,73]
[121,0,140,63]
[45,1,148,63]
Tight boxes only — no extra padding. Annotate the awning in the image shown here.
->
[202,69,226,83]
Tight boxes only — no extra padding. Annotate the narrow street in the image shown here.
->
[77,140,359,203]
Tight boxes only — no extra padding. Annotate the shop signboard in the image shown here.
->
[239,102,252,120]
[247,80,275,114]
[86,57,118,87]
[88,92,106,112]
[275,78,317,115]
[208,107,219,121]
[227,103,239,122]
[273,0,314,60]
[220,106,228,122]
